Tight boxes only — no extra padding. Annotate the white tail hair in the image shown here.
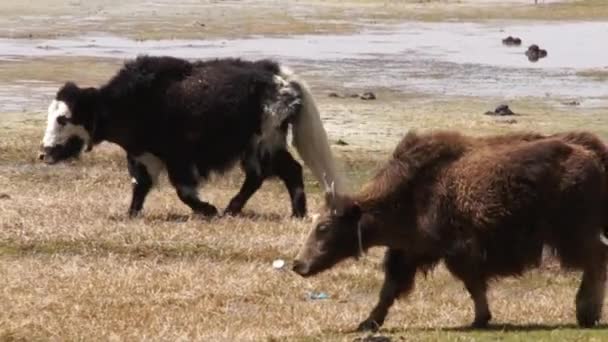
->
[279,66,345,194]
[600,232,608,246]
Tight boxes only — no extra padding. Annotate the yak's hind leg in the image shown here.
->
[273,149,306,218]
[167,163,218,217]
[576,250,607,327]
[224,77,306,217]
[224,165,264,216]
[224,148,305,217]
[357,249,418,332]
[445,257,491,328]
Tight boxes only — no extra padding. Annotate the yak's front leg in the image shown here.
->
[358,249,417,332]
[168,163,218,217]
[127,153,163,217]
[445,256,491,328]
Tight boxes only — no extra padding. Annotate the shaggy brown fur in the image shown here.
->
[293,130,608,331]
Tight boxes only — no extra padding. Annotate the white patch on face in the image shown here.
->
[42,100,91,148]
[134,152,165,185]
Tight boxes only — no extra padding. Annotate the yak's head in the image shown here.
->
[39,82,99,164]
[293,190,370,277]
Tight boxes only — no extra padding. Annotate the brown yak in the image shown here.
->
[293,130,608,331]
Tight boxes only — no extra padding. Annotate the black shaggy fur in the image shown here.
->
[49,56,313,217]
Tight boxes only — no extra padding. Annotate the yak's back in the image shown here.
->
[552,131,608,173]
[101,55,194,99]
[356,130,606,211]
[446,137,594,229]
[357,131,471,207]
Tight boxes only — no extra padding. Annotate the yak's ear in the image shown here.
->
[343,201,361,221]
[56,81,81,102]
[325,190,347,213]
[326,194,361,221]
[324,191,335,208]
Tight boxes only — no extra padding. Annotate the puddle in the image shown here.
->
[0,20,607,113]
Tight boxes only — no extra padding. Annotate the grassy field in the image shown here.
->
[2,106,608,340]
[2,0,608,340]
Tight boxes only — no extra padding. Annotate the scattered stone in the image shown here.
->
[562,100,581,106]
[335,139,349,146]
[497,118,518,124]
[328,91,377,100]
[485,104,515,116]
[353,335,393,342]
[272,259,285,269]
[0,193,10,200]
[359,92,376,100]
[525,44,548,62]
[502,36,522,46]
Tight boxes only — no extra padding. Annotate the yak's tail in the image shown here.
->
[279,66,345,194]
[551,132,608,248]
[601,232,608,246]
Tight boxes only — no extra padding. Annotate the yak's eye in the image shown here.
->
[56,116,68,126]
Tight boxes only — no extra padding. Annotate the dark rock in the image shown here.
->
[0,193,10,200]
[353,336,392,342]
[526,44,548,62]
[359,92,376,100]
[485,104,515,116]
[335,139,349,146]
[502,36,522,46]
[562,100,581,106]
[328,91,376,100]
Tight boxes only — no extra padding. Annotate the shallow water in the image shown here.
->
[0,21,607,113]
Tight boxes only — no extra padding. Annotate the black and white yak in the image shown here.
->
[39,56,344,218]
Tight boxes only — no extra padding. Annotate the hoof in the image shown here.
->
[356,319,381,332]
[577,311,600,328]
[224,201,244,217]
[194,205,219,217]
[471,313,491,329]
[127,209,141,218]
[291,210,307,219]
[223,207,242,217]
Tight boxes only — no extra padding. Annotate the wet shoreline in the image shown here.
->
[1,21,607,114]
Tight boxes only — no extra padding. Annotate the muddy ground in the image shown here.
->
[1,0,607,149]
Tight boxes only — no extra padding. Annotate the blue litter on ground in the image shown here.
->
[308,292,329,300]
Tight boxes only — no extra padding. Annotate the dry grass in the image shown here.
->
[0,57,121,86]
[2,117,608,340]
